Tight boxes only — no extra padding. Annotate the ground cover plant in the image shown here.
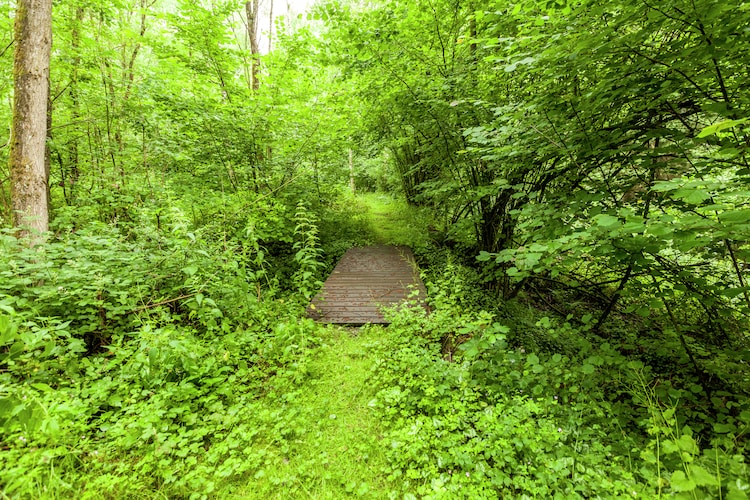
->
[369,265,750,499]
[2,189,750,498]
[0,191,330,498]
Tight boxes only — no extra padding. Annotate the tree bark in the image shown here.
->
[268,0,273,53]
[348,148,355,194]
[246,0,260,90]
[9,0,52,237]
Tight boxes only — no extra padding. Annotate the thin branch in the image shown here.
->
[0,38,14,58]
[641,0,698,31]
[621,43,716,102]
[129,293,196,314]
[51,80,72,103]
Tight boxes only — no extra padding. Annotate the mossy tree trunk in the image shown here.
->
[9,0,52,237]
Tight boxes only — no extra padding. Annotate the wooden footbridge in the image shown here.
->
[306,245,428,325]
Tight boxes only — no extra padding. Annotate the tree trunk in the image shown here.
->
[348,148,355,194]
[268,0,273,53]
[9,0,52,237]
[246,0,260,90]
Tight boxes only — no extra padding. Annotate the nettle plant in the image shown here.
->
[292,201,325,302]
[632,367,750,499]
[0,287,326,498]
[0,191,331,498]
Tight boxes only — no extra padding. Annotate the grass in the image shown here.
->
[228,325,394,499]
[354,192,431,247]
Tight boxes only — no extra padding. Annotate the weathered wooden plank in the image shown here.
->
[306,245,428,325]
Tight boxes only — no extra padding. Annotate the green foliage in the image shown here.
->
[0,309,323,498]
[0,180,324,497]
[317,193,374,257]
[368,261,750,498]
[632,370,750,499]
[370,318,640,496]
[0,200,326,496]
[356,192,432,248]
[292,202,325,301]
[320,0,750,339]
[4,0,750,497]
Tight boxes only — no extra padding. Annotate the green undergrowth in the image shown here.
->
[0,189,423,499]
[0,300,326,498]
[0,189,362,498]
[3,187,749,499]
[364,263,750,499]
[0,287,396,498]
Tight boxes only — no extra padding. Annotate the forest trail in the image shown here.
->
[237,196,425,497]
[239,326,391,499]
[355,193,429,247]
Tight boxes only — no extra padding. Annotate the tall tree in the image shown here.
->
[246,0,260,90]
[267,0,273,53]
[9,0,52,236]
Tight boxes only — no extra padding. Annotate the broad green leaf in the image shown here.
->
[677,434,698,454]
[670,470,696,492]
[673,188,711,205]
[697,118,748,138]
[720,209,750,224]
[714,422,736,433]
[594,215,619,227]
[689,465,720,487]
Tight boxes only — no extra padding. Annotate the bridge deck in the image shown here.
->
[306,245,428,325]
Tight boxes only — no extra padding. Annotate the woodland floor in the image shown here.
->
[231,325,392,498]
